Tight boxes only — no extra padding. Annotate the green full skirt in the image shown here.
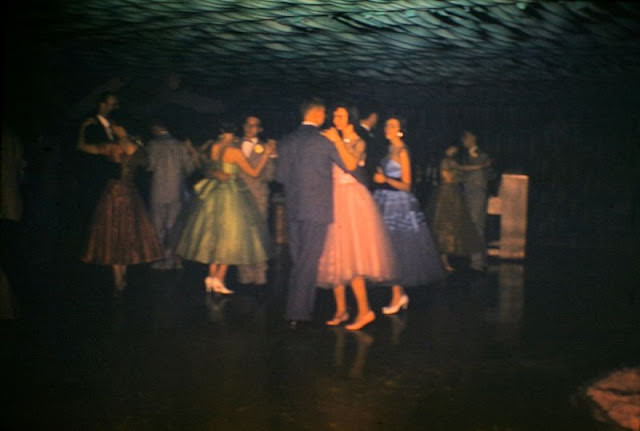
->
[176,178,271,265]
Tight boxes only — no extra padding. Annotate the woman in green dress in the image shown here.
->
[176,124,275,294]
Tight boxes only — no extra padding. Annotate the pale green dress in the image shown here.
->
[176,146,271,264]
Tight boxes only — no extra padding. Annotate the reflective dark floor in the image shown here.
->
[2,245,639,430]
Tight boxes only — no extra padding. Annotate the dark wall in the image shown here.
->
[3,39,639,249]
[213,80,639,248]
[367,82,639,247]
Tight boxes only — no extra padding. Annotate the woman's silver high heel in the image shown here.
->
[382,294,409,315]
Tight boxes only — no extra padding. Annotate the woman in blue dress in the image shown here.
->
[176,124,275,294]
[373,116,443,314]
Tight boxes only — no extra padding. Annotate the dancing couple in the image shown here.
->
[175,123,276,294]
[277,98,442,330]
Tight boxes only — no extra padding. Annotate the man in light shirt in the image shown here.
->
[146,119,198,270]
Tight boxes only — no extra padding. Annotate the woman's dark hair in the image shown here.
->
[218,121,237,135]
[331,102,359,126]
[387,114,407,134]
[149,118,168,130]
[444,144,459,155]
[97,91,117,106]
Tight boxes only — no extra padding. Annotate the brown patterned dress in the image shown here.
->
[82,147,162,265]
[431,157,483,256]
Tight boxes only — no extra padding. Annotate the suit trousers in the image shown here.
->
[237,182,270,284]
[151,200,183,269]
[285,220,328,321]
[464,186,488,269]
[237,261,268,285]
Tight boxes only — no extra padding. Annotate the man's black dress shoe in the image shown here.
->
[470,266,488,274]
[287,320,312,329]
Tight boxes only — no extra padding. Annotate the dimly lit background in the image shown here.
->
[3,2,640,430]
[3,0,640,249]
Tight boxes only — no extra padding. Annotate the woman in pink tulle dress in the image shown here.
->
[316,105,398,331]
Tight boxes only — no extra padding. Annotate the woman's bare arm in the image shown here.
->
[224,145,274,177]
[382,148,411,191]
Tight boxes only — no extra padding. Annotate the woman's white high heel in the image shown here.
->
[204,276,217,293]
[211,277,234,295]
[204,276,234,294]
[382,294,409,315]
[204,277,213,293]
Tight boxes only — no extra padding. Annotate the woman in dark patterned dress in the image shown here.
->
[78,120,162,290]
[430,145,488,271]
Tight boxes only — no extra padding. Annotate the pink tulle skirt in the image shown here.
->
[316,166,398,287]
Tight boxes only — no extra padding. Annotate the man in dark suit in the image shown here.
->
[276,98,359,326]
[460,130,491,272]
[76,91,120,229]
[355,107,380,188]
[81,91,119,146]
[356,108,378,144]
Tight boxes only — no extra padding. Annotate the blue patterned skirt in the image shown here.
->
[373,189,443,286]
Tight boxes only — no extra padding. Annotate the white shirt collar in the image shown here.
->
[302,121,319,127]
[97,114,110,127]
[96,115,114,140]
[241,137,258,157]
[360,122,371,132]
